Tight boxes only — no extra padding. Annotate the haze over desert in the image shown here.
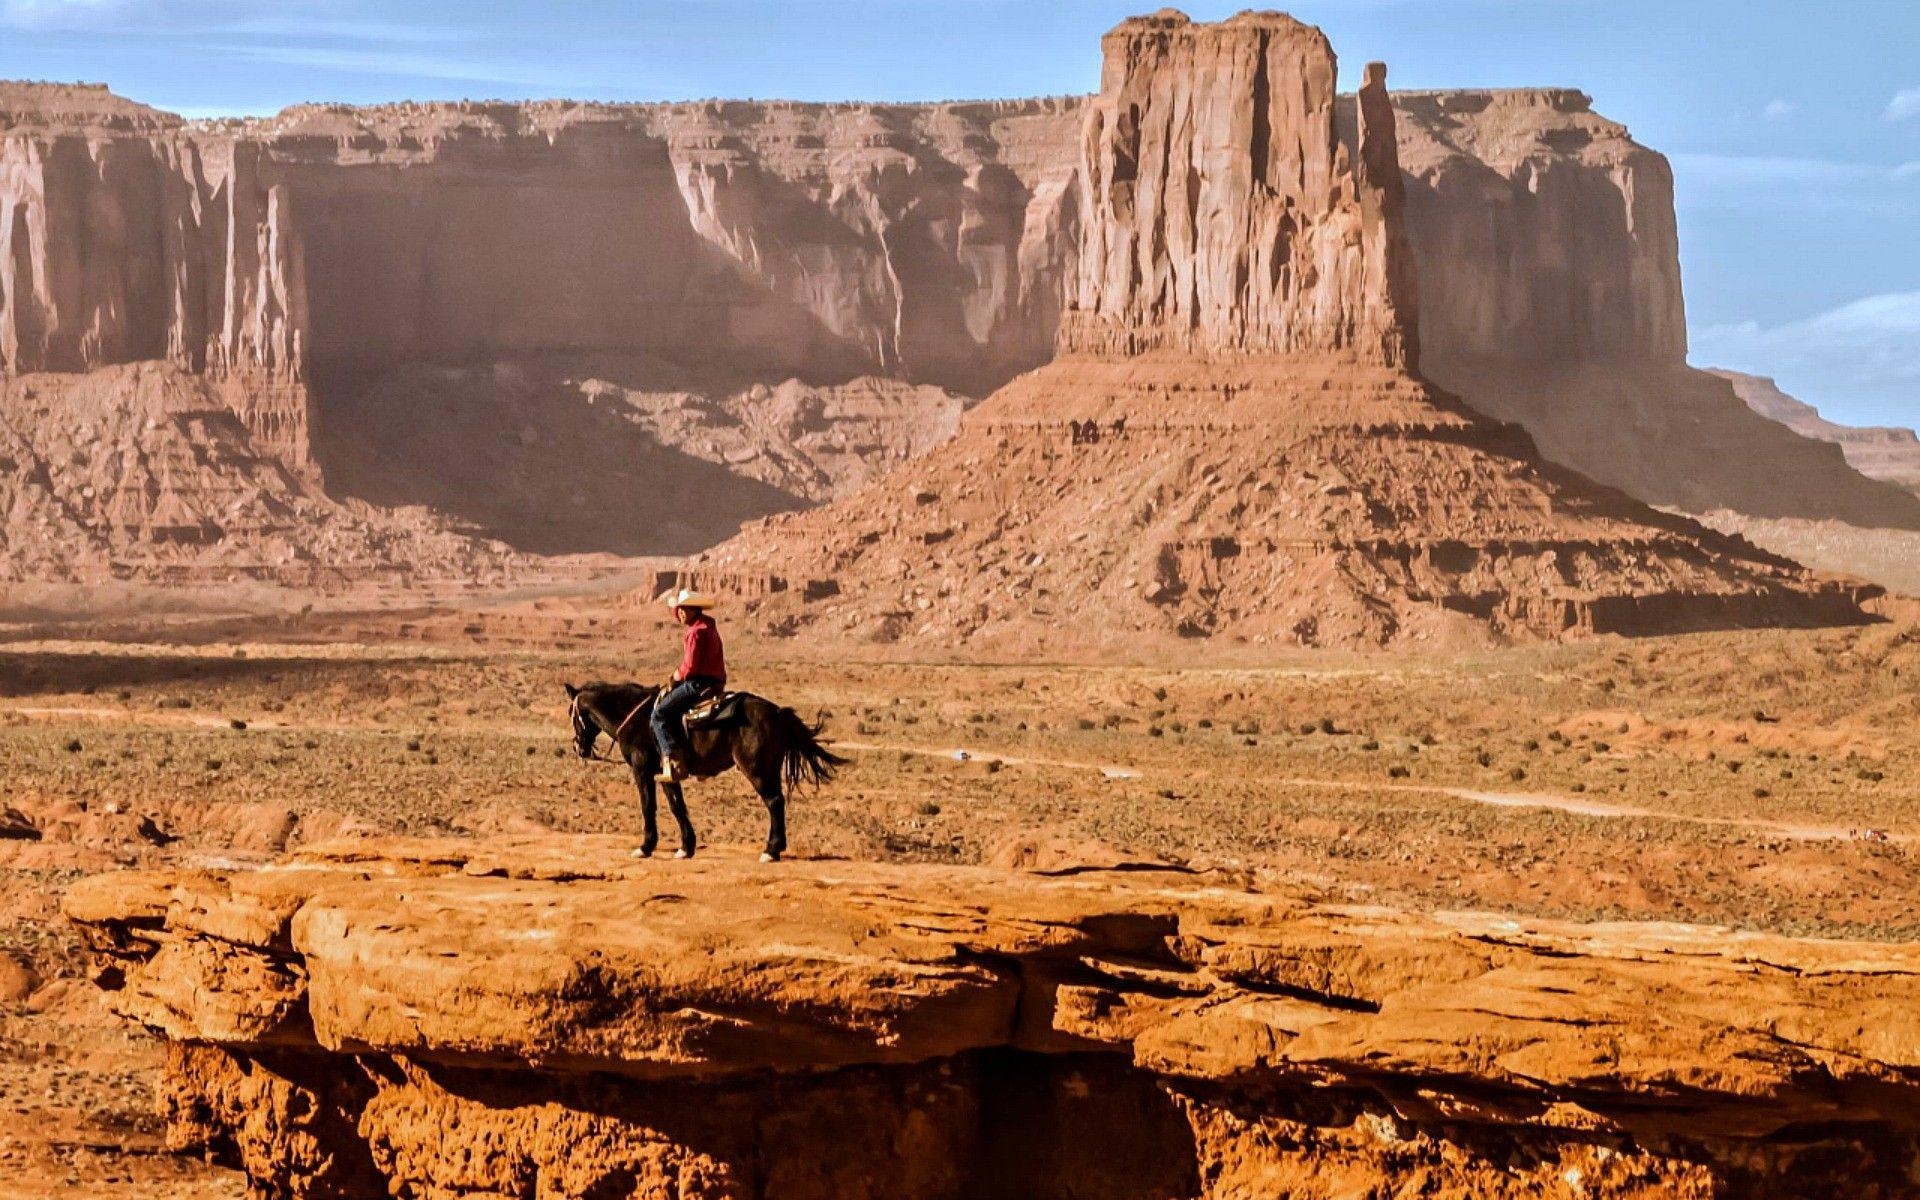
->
[1,4,1918,1198]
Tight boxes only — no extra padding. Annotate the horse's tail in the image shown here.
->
[776,706,849,793]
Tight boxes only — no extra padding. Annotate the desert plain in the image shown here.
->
[3,601,1917,1195]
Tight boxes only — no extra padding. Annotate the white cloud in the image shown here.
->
[208,43,613,92]
[1762,99,1798,121]
[0,0,132,29]
[3,0,459,40]
[1693,292,1920,428]
[1671,153,1919,217]
[1888,87,1920,122]
[1895,162,1920,181]
[1671,153,1876,187]
[225,15,470,44]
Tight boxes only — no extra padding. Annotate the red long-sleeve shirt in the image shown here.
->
[677,614,726,685]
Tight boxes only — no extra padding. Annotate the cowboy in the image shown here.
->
[653,588,725,783]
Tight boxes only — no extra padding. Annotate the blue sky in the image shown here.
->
[4,0,1915,428]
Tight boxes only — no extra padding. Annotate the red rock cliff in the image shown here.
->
[1,84,311,462]
[694,11,1873,650]
[5,60,1917,568]
[230,98,1077,399]
[1066,12,1416,365]
[1393,87,1920,528]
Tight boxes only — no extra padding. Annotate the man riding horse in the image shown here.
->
[565,588,844,861]
[654,588,724,785]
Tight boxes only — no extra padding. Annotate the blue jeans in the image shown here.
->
[652,677,720,761]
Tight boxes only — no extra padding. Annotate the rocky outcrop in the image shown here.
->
[2,84,1083,579]
[694,11,1875,649]
[3,91,1079,403]
[0,363,541,587]
[1715,370,1920,498]
[67,836,1920,1198]
[1065,14,1415,365]
[316,357,963,556]
[1394,88,1920,529]
[695,356,1878,648]
[1394,89,1685,368]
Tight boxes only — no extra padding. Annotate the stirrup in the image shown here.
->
[655,759,686,785]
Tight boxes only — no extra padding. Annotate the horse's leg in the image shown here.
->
[755,775,787,863]
[631,766,659,859]
[665,782,697,859]
[735,732,787,864]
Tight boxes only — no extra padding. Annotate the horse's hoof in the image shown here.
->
[630,847,653,859]
[759,852,778,864]
[674,849,691,860]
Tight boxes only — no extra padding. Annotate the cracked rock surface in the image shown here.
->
[68,835,1920,1199]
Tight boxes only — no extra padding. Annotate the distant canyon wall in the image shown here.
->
[6,81,1661,400]
[5,78,1917,530]
[2,84,1079,412]
[1713,369,1920,497]
[0,86,310,463]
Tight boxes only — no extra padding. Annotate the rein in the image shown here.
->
[610,701,651,748]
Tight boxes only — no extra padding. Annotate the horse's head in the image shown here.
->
[564,683,601,760]
[566,682,660,760]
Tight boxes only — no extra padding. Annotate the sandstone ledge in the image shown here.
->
[67,836,1920,1198]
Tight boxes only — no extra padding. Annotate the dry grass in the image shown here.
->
[0,616,1915,1190]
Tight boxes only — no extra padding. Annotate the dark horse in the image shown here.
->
[564,682,846,862]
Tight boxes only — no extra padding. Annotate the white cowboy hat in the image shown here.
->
[662,587,717,611]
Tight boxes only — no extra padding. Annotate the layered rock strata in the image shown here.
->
[67,836,1920,1199]
[694,11,1875,649]
[1714,370,1920,499]
[9,64,1917,588]
[0,363,539,587]
[3,82,1078,407]
[2,83,1079,578]
[316,357,967,556]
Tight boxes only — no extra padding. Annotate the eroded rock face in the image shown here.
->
[4,85,1078,404]
[1,84,1079,580]
[695,11,1874,648]
[1,84,311,461]
[67,837,1920,1199]
[1065,13,1416,365]
[5,36,1917,586]
[1394,88,1684,368]
[0,364,539,587]
[315,356,968,556]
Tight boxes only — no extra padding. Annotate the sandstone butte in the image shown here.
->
[689,10,1878,651]
[5,30,1920,589]
[63,834,1920,1199]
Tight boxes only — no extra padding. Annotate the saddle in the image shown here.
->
[683,690,753,731]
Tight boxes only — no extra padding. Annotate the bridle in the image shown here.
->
[571,688,657,763]
[570,692,615,762]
